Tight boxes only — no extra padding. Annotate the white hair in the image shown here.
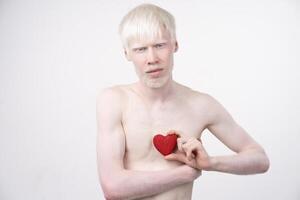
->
[119,4,176,50]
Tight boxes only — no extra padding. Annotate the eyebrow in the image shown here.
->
[132,46,147,51]
[131,41,168,51]
[154,42,167,46]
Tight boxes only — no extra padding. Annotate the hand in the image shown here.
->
[165,137,212,171]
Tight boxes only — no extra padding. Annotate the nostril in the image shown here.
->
[147,60,159,65]
[149,59,157,64]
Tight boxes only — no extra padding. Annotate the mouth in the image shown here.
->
[146,68,164,78]
[146,68,163,73]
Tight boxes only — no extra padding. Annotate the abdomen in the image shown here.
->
[140,182,194,200]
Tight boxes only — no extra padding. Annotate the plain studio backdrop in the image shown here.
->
[0,0,299,199]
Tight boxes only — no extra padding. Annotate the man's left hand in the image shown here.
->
[165,137,213,171]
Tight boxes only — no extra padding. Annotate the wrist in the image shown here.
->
[207,156,218,171]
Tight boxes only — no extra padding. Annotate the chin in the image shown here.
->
[143,75,170,88]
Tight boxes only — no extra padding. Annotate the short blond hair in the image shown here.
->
[119,4,176,50]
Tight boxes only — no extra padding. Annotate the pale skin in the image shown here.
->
[96,30,269,200]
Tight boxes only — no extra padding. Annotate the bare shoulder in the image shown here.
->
[96,85,130,116]
[178,84,218,109]
[183,88,231,128]
[96,85,128,103]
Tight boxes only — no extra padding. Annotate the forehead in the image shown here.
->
[128,29,172,48]
[129,34,171,48]
[130,38,169,49]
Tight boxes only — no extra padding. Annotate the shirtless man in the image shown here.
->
[96,4,270,200]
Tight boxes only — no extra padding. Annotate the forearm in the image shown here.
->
[209,149,270,175]
[101,165,197,200]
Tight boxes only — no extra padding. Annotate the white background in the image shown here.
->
[0,0,299,199]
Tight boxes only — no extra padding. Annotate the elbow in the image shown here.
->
[101,181,122,200]
[257,151,270,174]
[100,179,124,200]
[261,155,270,173]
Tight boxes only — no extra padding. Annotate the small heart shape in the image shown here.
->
[153,133,178,156]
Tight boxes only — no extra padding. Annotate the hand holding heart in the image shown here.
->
[165,137,213,171]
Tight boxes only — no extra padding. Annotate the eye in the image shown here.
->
[134,47,147,53]
[154,43,166,49]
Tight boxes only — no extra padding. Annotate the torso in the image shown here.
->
[118,82,210,200]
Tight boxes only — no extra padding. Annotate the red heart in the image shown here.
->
[153,133,178,156]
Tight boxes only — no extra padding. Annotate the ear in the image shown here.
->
[174,41,178,52]
[124,49,131,61]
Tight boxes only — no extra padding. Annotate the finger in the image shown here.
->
[177,138,183,152]
[181,142,192,160]
[164,153,177,160]
[167,129,178,135]
[186,147,197,161]
[187,150,194,161]
[165,153,186,163]
[177,138,188,152]
[191,152,196,159]
[183,142,199,160]
[190,139,203,152]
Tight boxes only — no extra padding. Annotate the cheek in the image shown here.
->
[133,61,146,75]
[163,52,173,64]
[132,56,146,66]
[161,48,173,58]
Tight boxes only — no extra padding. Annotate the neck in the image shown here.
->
[134,78,176,104]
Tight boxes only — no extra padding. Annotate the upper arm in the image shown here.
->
[96,87,126,184]
[205,95,262,153]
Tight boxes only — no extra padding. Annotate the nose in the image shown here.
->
[147,48,159,65]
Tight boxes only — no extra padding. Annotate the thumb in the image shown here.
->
[165,153,186,163]
[164,153,177,160]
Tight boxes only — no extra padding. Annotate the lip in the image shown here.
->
[146,68,163,78]
[146,68,163,73]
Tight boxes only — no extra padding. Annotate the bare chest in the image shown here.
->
[121,92,208,169]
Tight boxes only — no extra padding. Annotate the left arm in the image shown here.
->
[166,95,270,175]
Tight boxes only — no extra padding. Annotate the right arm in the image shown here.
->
[96,87,200,200]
